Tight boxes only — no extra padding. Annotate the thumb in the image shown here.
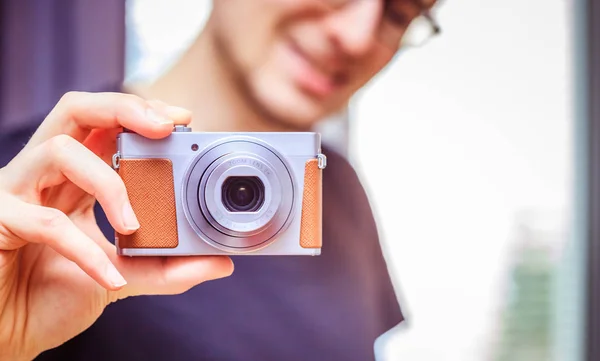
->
[107,255,234,302]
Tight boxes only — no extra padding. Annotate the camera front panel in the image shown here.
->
[182,137,296,253]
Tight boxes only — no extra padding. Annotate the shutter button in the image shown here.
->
[173,125,192,132]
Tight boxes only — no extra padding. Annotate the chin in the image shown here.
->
[251,74,331,131]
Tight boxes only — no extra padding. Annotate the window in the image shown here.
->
[351,0,581,360]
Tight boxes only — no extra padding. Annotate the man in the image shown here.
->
[0,0,440,360]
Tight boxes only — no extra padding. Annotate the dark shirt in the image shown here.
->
[0,117,403,361]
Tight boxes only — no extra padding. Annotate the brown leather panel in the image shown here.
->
[116,159,179,248]
[300,158,322,249]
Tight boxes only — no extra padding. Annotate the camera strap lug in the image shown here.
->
[112,152,121,170]
[317,153,327,169]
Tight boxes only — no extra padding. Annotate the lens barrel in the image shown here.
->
[222,176,265,212]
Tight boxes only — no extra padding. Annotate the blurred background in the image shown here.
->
[0,0,595,360]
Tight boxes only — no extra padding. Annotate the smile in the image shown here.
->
[282,39,347,98]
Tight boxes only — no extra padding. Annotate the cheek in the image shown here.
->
[214,0,317,73]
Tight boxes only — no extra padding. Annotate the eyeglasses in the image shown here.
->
[399,10,441,48]
[321,0,442,50]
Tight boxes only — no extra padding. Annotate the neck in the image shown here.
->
[127,23,294,133]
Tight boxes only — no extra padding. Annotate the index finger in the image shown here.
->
[25,91,192,150]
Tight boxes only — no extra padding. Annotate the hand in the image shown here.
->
[0,92,234,361]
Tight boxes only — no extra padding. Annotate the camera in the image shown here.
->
[112,125,326,256]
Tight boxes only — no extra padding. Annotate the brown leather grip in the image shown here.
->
[299,158,322,249]
[116,158,179,249]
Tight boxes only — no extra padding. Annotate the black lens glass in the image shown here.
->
[222,177,265,212]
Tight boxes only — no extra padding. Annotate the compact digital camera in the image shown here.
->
[112,125,326,256]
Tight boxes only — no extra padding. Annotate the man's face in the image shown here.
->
[210,0,436,129]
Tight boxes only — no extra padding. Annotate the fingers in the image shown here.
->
[25,91,192,150]
[77,218,234,300]
[83,128,124,165]
[114,256,234,300]
[5,134,140,235]
[108,255,234,301]
[0,195,128,290]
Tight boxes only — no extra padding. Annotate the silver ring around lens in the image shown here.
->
[200,154,281,236]
[182,138,295,252]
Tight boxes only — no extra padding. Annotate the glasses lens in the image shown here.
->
[401,15,435,47]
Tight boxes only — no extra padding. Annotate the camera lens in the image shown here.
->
[222,176,265,212]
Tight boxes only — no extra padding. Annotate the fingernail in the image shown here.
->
[122,203,140,231]
[215,258,235,280]
[146,107,173,125]
[164,105,192,121]
[106,263,127,288]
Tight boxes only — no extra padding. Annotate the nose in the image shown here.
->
[323,1,382,57]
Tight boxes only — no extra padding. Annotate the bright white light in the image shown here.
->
[352,0,573,360]
[125,0,212,83]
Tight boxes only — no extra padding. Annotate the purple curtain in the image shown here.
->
[0,0,126,134]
